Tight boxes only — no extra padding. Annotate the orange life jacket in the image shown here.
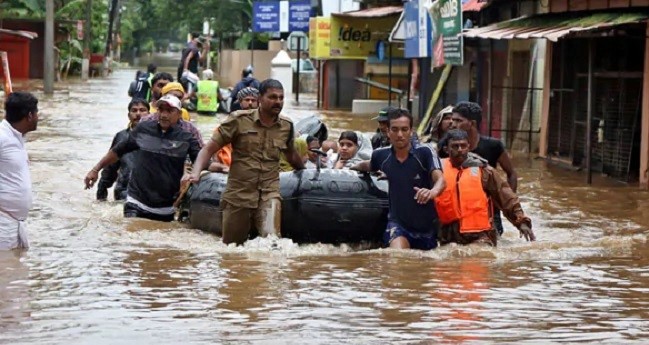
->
[435,158,492,233]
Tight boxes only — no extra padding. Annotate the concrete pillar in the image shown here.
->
[271,49,293,100]
[539,41,553,158]
[44,0,54,95]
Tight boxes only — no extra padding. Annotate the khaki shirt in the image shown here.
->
[211,109,294,208]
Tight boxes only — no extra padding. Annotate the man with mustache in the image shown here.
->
[435,129,535,246]
[185,79,305,245]
[84,95,202,221]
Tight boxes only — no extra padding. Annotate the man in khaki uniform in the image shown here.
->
[186,79,305,245]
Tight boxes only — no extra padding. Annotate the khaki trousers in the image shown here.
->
[221,198,281,245]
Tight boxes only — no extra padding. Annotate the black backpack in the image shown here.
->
[130,73,151,101]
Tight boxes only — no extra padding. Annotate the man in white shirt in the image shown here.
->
[0,92,39,250]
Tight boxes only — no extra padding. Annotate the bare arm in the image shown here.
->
[497,151,518,193]
[84,150,120,189]
[187,139,223,182]
[430,169,446,197]
[350,160,371,172]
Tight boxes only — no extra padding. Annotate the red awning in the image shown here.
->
[462,0,489,12]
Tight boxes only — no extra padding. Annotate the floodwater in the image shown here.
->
[1,68,649,344]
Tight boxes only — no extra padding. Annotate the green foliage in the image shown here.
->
[118,0,256,53]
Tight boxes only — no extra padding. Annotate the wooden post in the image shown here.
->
[640,22,649,188]
[44,0,55,95]
[586,38,594,185]
[539,41,553,158]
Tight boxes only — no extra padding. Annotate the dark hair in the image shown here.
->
[151,72,173,85]
[452,101,482,129]
[306,135,318,145]
[338,131,359,146]
[147,63,157,74]
[134,70,143,79]
[191,32,200,39]
[387,107,413,128]
[242,68,253,78]
[444,128,470,143]
[5,92,38,123]
[259,79,284,95]
[128,98,150,111]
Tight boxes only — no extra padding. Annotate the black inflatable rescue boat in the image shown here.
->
[183,169,389,244]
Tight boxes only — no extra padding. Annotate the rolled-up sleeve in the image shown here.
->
[211,116,238,147]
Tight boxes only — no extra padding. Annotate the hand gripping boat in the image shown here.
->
[182,169,389,244]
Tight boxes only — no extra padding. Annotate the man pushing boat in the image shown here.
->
[184,79,305,245]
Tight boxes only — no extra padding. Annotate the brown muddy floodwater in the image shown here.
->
[1,68,649,344]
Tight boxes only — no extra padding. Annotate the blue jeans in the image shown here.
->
[384,221,438,250]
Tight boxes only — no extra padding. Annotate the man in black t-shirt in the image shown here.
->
[438,101,519,235]
[177,32,201,81]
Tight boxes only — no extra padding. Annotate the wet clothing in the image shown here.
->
[221,198,281,245]
[211,108,295,209]
[141,113,203,146]
[124,200,175,222]
[371,130,390,149]
[437,154,531,247]
[112,120,202,221]
[438,135,507,234]
[0,120,32,250]
[0,211,28,250]
[436,158,491,233]
[97,127,135,201]
[384,220,438,250]
[230,77,261,112]
[370,145,442,249]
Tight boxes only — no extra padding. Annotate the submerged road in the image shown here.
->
[1,69,649,344]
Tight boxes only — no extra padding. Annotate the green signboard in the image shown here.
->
[428,0,463,67]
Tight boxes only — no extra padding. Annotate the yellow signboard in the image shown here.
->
[329,15,402,59]
[309,17,331,59]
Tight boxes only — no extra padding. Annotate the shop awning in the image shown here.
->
[0,28,38,40]
[462,12,649,41]
[462,0,489,12]
[332,6,403,18]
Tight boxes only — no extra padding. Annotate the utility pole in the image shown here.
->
[44,0,54,94]
[104,0,119,72]
[82,0,92,80]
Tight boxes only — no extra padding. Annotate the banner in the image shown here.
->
[404,0,431,58]
[309,17,331,59]
[329,15,402,59]
[1,52,12,96]
[427,0,463,67]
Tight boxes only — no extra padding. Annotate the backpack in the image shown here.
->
[131,73,151,101]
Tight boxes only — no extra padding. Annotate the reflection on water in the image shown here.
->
[0,69,648,343]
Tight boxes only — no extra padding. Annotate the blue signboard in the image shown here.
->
[288,0,311,32]
[253,1,312,33]
[404,0,431,58]
[253,2,280,32]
